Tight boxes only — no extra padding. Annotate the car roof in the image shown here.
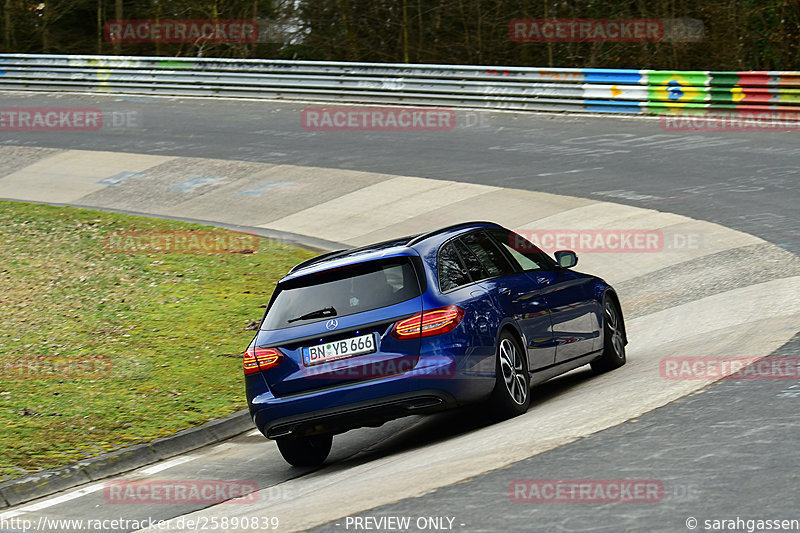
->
[281,221,503,280]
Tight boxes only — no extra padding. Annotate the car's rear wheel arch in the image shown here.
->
[603,289,627,344]
[487,326,530,418]
[499,323,527,365]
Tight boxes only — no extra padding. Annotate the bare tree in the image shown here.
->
[4,0,12,50]
[0,0,797,69]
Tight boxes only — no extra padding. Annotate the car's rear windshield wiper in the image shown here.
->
[287,306,338,323]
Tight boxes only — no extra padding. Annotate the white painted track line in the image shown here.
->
[0,482,105,519]
[138,455,199,476]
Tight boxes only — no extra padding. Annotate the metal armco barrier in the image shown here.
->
[1,54,799,116]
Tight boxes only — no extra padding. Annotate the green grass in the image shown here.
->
[0,201,316,481]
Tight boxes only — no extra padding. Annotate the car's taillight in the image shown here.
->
[391,305,465,339]
[243,346,284,375]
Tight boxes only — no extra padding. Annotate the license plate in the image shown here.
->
[303,333,376,366]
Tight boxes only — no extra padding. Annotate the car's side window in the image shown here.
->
[438,241,471,292]
[460,231,516,278]
[486,228,553,272]
[453,239,489,282]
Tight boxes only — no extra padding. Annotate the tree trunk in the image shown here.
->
[154,0,161,56]
[114,0,123,54]
[4,0,11,50]
[41,3,48,52]
[544,0,553,67]
[97,0,103,54]
[402,0,410,62]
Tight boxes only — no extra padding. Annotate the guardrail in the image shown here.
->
[1,54,798,116]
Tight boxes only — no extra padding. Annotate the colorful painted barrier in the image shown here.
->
[0,54,798,118]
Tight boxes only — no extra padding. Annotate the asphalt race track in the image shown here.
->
[0,92,799,533]
[2,92,798,256]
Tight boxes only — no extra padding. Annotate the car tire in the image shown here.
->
[487,330,530,419]
[591,295,626,373]
[276,434,333,467]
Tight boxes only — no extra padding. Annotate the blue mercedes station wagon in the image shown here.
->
[245,222,627,466]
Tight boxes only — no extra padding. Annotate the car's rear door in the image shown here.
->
[434,240,498,372]
[256,255,424,396]
[456,231,556,371]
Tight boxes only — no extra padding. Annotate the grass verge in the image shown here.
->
[0,200,316,481]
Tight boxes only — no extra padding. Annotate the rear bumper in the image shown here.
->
[260,390,456,439]
[248,355,493,438]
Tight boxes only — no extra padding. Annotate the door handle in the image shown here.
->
[536,277,550,285]
[498,287,511,295]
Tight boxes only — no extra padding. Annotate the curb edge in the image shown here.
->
[0,410,253,509]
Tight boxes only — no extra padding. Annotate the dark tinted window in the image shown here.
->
[453,239,489,281]
[438,242,471,292]
[263,257,421,330]
[460,231,516,278]
[487,228,553,271]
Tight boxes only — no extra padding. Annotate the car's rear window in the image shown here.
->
[262,256,423,330]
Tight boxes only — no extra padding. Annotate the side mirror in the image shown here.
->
[554,250,578,269]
